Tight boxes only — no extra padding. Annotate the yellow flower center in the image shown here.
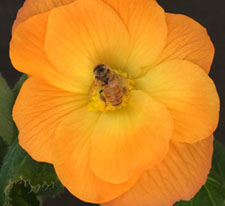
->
[88,67,134,112]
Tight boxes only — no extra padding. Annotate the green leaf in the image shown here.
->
[0,137,8,166]
[8,182,40,206]
[38,181,65,206]
[211,141,225,182]
[37,181,64,197]
[0,140,61,206]
[13,75,28,98]
[176,140,225,206]
[0,74,17,145]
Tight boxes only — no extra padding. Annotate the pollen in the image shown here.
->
[88,69,134,112]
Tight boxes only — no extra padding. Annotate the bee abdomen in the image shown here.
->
[104,84,123,106]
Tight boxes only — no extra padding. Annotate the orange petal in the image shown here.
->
[104,135,213,206]
[13,0,75,32]
[45,0,130,92]
[102,0,167,77]
[14,76,139,203]
[53,110,140,203]
[90,90,173,184]
[155,13,214,73]
[12,77,87,163]
[10,12,80,93]
[136,60,219,143]
[52,90,172,202]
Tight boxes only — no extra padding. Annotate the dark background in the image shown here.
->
[0,0,224,205]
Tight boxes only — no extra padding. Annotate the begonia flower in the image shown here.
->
[10,0,220,205]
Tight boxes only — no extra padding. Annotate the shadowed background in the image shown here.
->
[0,0,224,205]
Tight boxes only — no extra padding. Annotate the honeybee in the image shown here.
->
[90,64,129,106]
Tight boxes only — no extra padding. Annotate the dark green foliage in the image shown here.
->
[0,140,62,206]
[0,74,17,145]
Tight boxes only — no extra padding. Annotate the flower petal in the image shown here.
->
[53,112,140,203]
[90,90,173,184]
[13,0,75,32]
[45,0,130,93]
[104,135,213,206]
[155,13,214,73]
[136,60,219,143]
[14,76,139,203]
[10,12,80,93]
[102,0,167,77]
[12,77,87,163]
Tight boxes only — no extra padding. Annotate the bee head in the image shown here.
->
[94,64,110,83]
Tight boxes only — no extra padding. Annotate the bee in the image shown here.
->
[90,64,129,106]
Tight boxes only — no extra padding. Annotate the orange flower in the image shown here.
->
[10,0,220,205]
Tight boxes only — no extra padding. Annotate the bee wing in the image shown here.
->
[114,74,130,89]
[89,78,102,95]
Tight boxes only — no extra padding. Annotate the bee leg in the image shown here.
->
[99,90,107,106]
[122,87,127,94]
